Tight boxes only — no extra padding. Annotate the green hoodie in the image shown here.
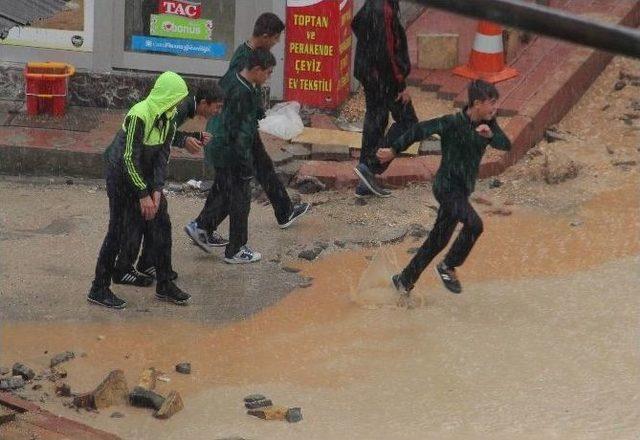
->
[105,71,188,197]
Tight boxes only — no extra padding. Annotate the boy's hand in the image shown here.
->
[396,90,412,104]
[376,148,396,164]
[140,196,156,220]
[152,190,161,209]
[201,131,212,145]
[476,124,493,138]
[184,136,204,154]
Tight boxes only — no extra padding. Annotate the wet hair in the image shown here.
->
[245,48,277,70]
[195,83,225,104]
[253,13,285,37]
[468,80,499,105]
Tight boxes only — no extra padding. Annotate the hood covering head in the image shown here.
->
[145,71,189,119]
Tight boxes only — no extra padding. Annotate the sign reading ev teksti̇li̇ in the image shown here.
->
[285,0,353,109]
[157,0,202,19]
[150,14,213,41]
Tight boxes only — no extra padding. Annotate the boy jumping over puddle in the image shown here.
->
[376,80,511,296]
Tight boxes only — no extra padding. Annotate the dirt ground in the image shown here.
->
[0,57,638,439]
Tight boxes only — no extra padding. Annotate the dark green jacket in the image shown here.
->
[207,42,266,142]
[206,72,260,175]
[219,42,266,119]
[391,108,511,195]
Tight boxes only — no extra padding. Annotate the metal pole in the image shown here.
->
[414,0,640,59]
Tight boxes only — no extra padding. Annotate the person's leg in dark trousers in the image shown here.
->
[113,217,144,274]
[384,97,419,147]
[150,195,172,285]
[223,171,251,259]
[93,174,125,289]
[400,191,482,287]
[151,194,191,304]
[442,198,483,269]
[359,82,391,175]
[195,175,230,234]
[252,136,293,225]
[89,171,137,308]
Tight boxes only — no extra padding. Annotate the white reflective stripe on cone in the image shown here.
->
[473,34,504,54]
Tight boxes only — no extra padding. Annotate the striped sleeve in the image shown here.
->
[123,115,149,197]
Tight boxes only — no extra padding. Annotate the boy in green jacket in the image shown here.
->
[88,72,194,309]
[185,13,310,254]
[376,80,511,296]
[203,48,277,263]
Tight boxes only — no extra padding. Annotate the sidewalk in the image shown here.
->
[1,0,639,188]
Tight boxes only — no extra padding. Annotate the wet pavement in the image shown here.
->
[1,56,639,439]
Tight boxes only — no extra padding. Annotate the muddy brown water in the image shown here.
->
[2,177,638,439]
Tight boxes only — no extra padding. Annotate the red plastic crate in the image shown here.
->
[24,62,75,117]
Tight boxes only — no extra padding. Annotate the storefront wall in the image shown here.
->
[0,0,288,99]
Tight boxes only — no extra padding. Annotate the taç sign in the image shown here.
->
[157,0,202,19]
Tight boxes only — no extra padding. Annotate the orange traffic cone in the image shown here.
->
[453,21,518,84]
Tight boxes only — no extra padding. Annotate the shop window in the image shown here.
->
[124,0,235,60]
[0,0,93,51]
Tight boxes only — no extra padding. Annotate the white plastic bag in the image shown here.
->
[258,101,304,140]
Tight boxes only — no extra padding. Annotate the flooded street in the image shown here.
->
[1,57,639,439]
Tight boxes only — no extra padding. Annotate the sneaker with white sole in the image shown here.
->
[224,246,262,264]
[184,220,212,254]
[87,286,127,309]
[278,202,311,229]
[206,230,229,247]
[354,163,391,198]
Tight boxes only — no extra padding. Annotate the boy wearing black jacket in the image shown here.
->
[376,80,511,295]
[112,86,225,286]
[200,48,277,264]
[88,72,195,309]
[352,0,418,198]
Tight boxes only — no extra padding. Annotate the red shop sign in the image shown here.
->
[285,0,353,109]
[157,0,202,19]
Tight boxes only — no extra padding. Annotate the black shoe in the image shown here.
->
[436,262,462,294]
[155,281,191,305]
[392,274,413,295]
[113,270,154,287]
[87,286,127,309]
[206,230,230,247]
[355,182,374,199]
[279,202,311,229]
[137,265,178,281]
[354,163,391,198]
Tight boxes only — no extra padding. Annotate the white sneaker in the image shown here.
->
[224,246,262,264]
[184,220,212,254]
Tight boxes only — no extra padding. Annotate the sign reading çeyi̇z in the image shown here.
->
[150,14,213,41]
[285,0,353,109]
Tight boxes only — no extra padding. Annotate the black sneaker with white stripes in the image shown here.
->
[155,281,191,305]
[136,265,178,281]
[278,202,311,229]
[436,262,462,294]
[112,270,153,287]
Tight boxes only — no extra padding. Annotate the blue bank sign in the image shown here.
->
[131,35,226,58]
